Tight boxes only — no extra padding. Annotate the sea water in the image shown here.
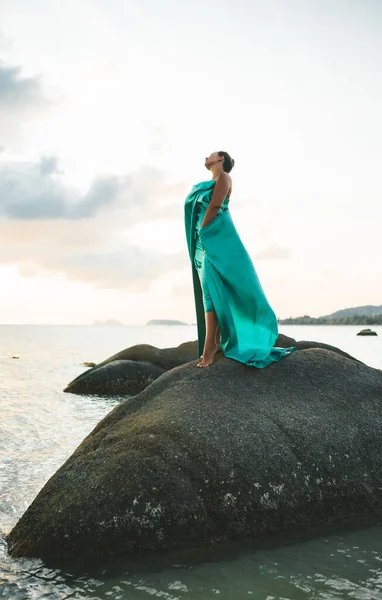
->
[1,324,382,599]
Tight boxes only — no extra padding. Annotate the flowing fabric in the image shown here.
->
[193,190,230,313]
[184,179,296,367]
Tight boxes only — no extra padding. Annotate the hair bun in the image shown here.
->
[217,150,235,173]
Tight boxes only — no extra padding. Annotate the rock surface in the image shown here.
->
[64,334,361,396]
[64,340,198,395]
[293,340,363,362]
[8,345,382,565]
[69,360,166,397]
[357,329,378,336]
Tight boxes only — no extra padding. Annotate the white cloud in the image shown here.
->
[0,155,188,289]
[0,60,51,146]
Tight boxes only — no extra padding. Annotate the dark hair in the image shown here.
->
[218,151,235,173]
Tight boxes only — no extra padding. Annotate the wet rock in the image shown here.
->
[8,346,382,566]
[357,329,378,336]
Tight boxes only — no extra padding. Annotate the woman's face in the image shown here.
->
[204,152,222,170]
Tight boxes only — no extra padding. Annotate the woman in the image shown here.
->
[184,150,296,368]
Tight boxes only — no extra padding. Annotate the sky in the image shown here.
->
[0,0,381,324]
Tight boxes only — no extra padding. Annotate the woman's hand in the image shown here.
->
[201,173,231,229]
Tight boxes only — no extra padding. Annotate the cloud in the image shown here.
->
[0,157,73,219]
[0,218,186,290]
[12,243,185,291]
[0,63,46,109]
[0,157,186,221]
[0,60,51,145]
[0,156,188,289]
[39,156,60,177]
[255,243,292,260]
[0,32,13,53]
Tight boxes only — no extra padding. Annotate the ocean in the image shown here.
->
[1,324,382,599]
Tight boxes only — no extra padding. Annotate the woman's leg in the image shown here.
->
[197,310,220,367]
[199,321,220,357]
[214,323,221,347]
[194,241,220,366]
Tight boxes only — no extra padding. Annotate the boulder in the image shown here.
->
[64,334,307,396]
[64,340,199,395]
[66,360,166,396]
[8,345,382,566]
[88,340,199,370]
[357,329,378,336]
[293,340,363,362]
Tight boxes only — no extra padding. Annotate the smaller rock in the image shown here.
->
[65,360,165,396]
[64,341,199,396]
[357,329,378,336]
[83,361,96,367]
[12,356,19,359]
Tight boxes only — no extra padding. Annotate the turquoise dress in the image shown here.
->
[193,193,230,313]
[184,179,296,367]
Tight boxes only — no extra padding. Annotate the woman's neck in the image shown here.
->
[211,167,224,180]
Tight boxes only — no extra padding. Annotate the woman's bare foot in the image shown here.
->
[197,343,219,367]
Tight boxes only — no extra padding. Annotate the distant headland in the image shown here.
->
[93,319,124,326]
[92,305,382,328]
[278,305,382,325]
[146,319,188,326]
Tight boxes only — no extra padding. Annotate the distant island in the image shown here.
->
[146,319,188,326]
[93,319,124,326]
[278,305,382,325]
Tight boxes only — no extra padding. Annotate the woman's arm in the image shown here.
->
[201,173,231,229]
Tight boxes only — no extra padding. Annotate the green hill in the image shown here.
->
[322,305,382,319]
[279,305,382,325]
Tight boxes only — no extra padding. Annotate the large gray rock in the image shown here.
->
[63,334,361,397]
[8,345,382,566]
